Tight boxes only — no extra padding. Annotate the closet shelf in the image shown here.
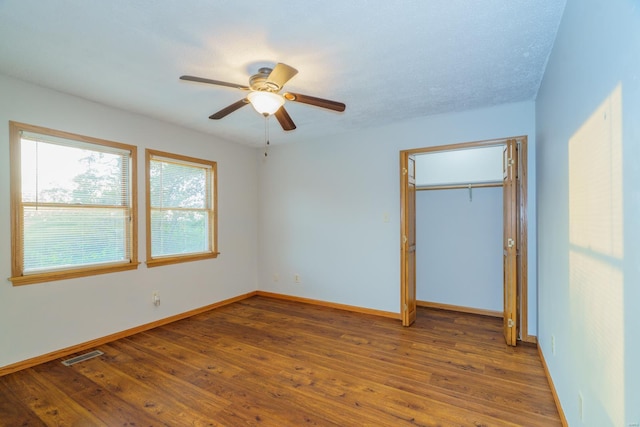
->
[416,181,503,191]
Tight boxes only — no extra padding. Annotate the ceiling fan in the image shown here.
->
[180,63,346,131]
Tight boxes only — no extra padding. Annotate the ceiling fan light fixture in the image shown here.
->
[247,91,285,116]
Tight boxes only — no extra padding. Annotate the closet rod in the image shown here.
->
[416,181,503,191]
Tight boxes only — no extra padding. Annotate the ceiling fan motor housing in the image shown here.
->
[250,67,278,91]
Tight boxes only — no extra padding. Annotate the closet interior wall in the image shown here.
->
[415,184,504,314]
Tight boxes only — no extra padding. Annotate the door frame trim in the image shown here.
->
[399,136,533,342]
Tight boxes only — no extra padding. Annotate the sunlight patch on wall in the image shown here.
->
[569,83,623,426]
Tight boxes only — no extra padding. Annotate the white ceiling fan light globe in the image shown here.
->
[247,91,285,116]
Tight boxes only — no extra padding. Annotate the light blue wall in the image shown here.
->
[536,0,640,425]
[415,146,504,186]
[0,76,537,369]
[416,187,503,312]
[258,101,536,333]
[0,75,259,368]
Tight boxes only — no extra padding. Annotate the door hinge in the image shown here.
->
[507,238,515,248]
[403,235,408,244]
[508,318,514,328]
[404,303,408,312]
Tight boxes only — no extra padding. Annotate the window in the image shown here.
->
[9,122,138,285]
[145,149,218,267]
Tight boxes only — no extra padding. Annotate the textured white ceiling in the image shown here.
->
[0,1,566,147]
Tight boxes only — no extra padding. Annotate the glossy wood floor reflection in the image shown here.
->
[0,296,561,426]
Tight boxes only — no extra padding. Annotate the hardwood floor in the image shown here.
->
[0,296,561,426]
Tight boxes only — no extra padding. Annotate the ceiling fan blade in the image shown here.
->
[180,75,250,90]
[274,106,297,131]
[209,99,249,119]
[266,63,298,90]
[283,92,346,112]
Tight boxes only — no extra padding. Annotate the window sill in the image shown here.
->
[10,262,141,286]
[145,252,220,268]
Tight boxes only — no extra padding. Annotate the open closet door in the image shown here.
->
[503,140,518,346]
[401,153,417,326]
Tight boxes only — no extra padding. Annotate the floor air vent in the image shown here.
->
[61,350,104,366]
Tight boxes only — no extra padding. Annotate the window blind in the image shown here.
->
[149,155,212,258]
[20,133,132,274]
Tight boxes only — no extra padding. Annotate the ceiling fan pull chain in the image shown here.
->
[264,114,270,157]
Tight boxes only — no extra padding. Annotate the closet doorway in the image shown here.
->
[400,136,530,346]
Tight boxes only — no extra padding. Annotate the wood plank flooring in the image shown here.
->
[0,296,561,426]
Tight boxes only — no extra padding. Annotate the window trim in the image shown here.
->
[145,149,218,268]
[9,121,139,286]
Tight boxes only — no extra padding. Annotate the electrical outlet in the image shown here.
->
[551,335,556,355]
[294,274,301,284]
[152,291,160,307]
